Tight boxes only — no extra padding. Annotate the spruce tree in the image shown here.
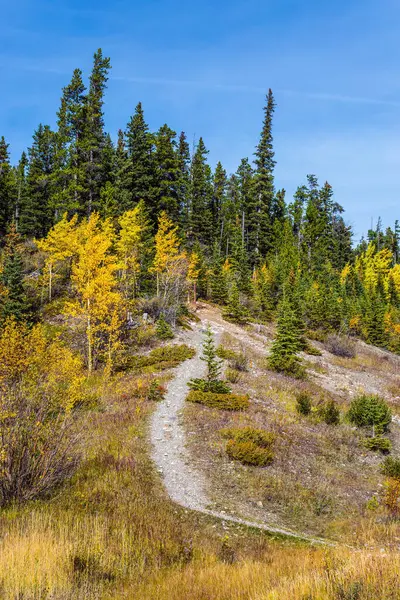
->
[0,137,15,237]
[189,137,213,245]
[154,124,180,221]
[223,280,248,324]
[125,102,156,219]
[20,124,55,237]
[211,162,227,246]
[251,89,276,260]
[268,286,304,377]
[0,228,28,322]
[177,131,191,231]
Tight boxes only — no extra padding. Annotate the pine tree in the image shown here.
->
[0,228,28,322]
[251,89,276,260]
[268,285,304,377]
[211,162,227,246]
[14,152,28,233]
[189,137,213,245]
[154,124,180,221]
[20,124,55,237]
[82,49,112,216]
[223,280,248,324]
[125,102,156,219]
[177,132,191,231]
[0,137,15,237]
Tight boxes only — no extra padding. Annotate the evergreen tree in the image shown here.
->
[125,102,156,219]
[0,137,15,237]
[189,137,213,245]
[20,124,55,237]
[268,285,304,377]
[251,89,276,260]
[223,280,248,324]
[211,162,227,246]
[177,131,191,231]
[0,228,28,322]
[14,152,28,233]
[82,48,112,216]
[154,124,180,221]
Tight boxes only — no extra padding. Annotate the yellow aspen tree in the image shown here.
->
[150,211,181,298]
[36,213,79,301]
[66,213,124,374]
[187,251,201,304]
[116,201,150,299]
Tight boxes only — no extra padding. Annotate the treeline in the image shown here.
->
[1,48,400,361]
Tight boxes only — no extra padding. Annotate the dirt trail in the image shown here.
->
[150,311,332,545]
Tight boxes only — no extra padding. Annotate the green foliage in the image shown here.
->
[226,439,274,466]
[188,378,231,394]
[321,400,340,425]
[381,456,400,479]
[155,313,174,340]
[146,379,166,402]
[1,229,29,323]
[189,323,231,393]
[186,390,249,410]
[223,282,249,324]
[267,286,305,378]
[296,392,312,416]
[364,436,392,454]
[220,427,276,448]
[304,343,322,356]
[348,394,392,435]
[127,344,195,373]
[225,367,242,383]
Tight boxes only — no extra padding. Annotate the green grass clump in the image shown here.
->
[186,390,249,410]
[221,427,275,448]
[381,456,400,479]
[364,436,392,454]
[226,439,274,466]
[129,345,195,373]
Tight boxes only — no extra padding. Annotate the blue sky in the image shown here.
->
[2,0,400,240]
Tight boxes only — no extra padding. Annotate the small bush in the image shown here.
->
[325,334,356,358]
[383,478,400,517]
[296,392,312,415]
[147,379,166,402]
[364,436,392,454]
[225,368,242,384]
[307,329,328,343]
[216,346,249,372]
[188,378,231,394]
[221,427,275,448]
[304,343,322,356]
[322,400,340,425]
[382,457,400,479]
[155,314,174,340]
[226,439,274,466]
[128,345,195,373]
[348,394,391,434]
[186,390,249,410]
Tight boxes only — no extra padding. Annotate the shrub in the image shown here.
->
[128,345,195,373]
[216,346,249,372]
[225,368,242,384]
[364,436,392,454]
[383,478,400,517]
[226,439,274,466]
[0,385,80,506]
[322,400,340,425]
[147,379,166,402]
[186,390,249,410]
[188,378,231,393]
[382,457,400,479]
[296,392,312,415]
[221,427,275,449]
[304,343,322,356]
[325,334,356,358]
[348,394,392,435]
[155,314,174,340]
[307,329,328,343]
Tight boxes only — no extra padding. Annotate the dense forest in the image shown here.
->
[1,48,400,370]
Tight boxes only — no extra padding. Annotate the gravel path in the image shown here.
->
[150,316,332,545]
